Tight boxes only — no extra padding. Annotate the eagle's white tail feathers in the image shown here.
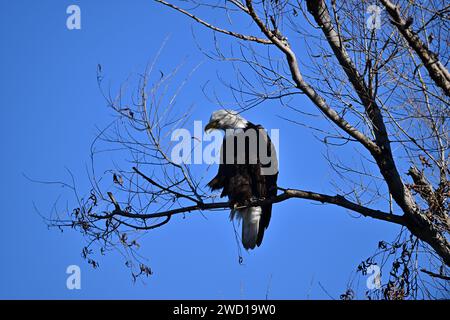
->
[238,207,262,250]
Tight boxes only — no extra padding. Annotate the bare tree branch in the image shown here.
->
[243,0,381,153]
[154,0,273,44]
[380,0,450,96]
[420,268,450,281]
[92,187,406,226]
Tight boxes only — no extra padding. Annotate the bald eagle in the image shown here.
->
[205,110,278,250]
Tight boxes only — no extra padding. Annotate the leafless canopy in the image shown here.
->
[45,0,449,298]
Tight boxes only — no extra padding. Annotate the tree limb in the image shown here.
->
[305,0,450,267]
[154,0,272,44]
[420,268,450,281]
[243,0,380,153]
[380,0,450,96]
[94,187,406,226]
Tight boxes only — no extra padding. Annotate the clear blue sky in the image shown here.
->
[0,0,402,299]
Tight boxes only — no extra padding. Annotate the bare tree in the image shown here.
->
[45,0,449,298]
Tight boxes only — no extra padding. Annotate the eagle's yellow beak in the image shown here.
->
[204,120,218,132]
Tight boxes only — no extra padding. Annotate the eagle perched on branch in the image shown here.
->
[205,110,278,250]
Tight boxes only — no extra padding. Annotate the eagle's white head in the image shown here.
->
[204,109,248,132]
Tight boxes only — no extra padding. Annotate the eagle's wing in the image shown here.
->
[207,139,226,192]
[253,125,278,247]
[207,134,233,195]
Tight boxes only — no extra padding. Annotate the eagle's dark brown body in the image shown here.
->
[208,122,278,248]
